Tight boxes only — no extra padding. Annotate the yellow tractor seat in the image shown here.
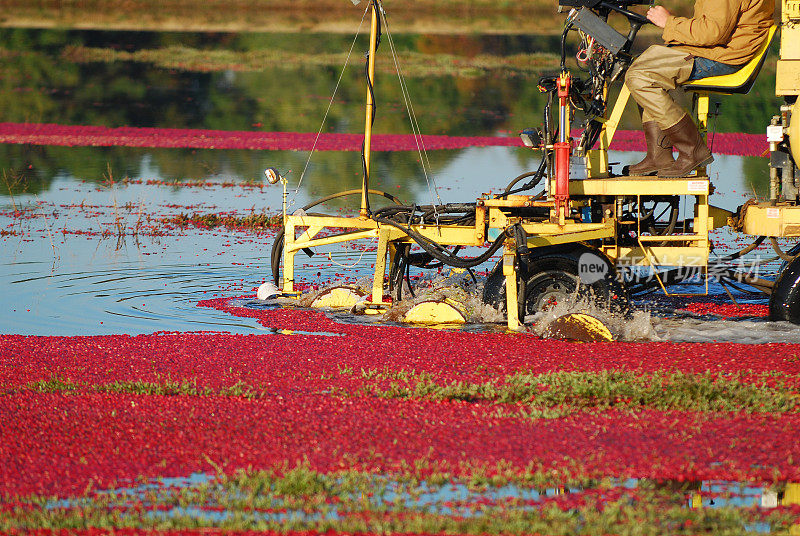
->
[683,25,778,95]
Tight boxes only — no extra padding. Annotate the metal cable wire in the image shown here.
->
[290,3,370,209]
[379,5,444,218]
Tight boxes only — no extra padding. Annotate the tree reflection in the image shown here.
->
[0,27,783,199]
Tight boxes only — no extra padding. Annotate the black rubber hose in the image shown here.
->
[560,23,572,70]
[717,236,765,262]
[502,156,548,197]
[770,237,799,262]
[373,215,512,269]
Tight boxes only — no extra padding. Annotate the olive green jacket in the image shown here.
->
[662,0,774,65]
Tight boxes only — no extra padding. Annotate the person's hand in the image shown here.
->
[646,5,670,28]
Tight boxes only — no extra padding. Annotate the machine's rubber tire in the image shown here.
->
[482,244,629,320]
[769,253,800,323]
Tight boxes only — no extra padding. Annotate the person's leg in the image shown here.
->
[625,46,712,177]
[625,45,694,130]
[689,57,742,81]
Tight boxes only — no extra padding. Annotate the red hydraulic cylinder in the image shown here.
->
[554,141,570,203]
[554,72,572,222]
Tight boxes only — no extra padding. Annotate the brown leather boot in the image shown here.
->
[625,121,674,176]
[658,114,713,178]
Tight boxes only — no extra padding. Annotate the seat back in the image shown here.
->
[683,25,778,95]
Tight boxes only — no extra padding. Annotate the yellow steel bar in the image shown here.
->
[361,2,379,218]
[283,220,296,293]
[286,214,378,230]
[518,221,612,234]
[523,228,615,247]
[388,241,398,285]
[285,213,486,245]
[295,225,324,244]
[695,94,711,176]
[287,229,378,253]
[482,195,551,208]
[287,216,484,247]
[590,84,632,177]
[372,227,390,302]
[612,246,710,265]
[596,84,611,176]
[502,239,521,330]
[569,176,709,196]
[408,225,484,246]
[695,194,709,249]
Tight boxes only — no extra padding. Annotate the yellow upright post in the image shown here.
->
[361,1,379,218]
[503,239,521,330]
[372,228,390,303]
[283,219,296,293]
[695,93,711,176]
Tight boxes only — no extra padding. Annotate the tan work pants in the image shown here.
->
[624,45,695,130]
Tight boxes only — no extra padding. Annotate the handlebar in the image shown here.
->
[559,0,651,7]
[599,1,650,25]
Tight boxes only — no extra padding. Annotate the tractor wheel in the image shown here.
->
[769,253,800,323]
[482,244,629,321]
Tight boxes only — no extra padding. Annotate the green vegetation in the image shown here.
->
[1,464,795,534]
[344,368,800,414]
[16,375,271,399]
[63,45,560,78]
[16,370,800,414]
[0,0,627,34]
[166,212,283,230]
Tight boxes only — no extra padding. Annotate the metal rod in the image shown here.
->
[361,2,379,218]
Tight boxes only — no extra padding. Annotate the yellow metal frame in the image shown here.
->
[275,2,799,330]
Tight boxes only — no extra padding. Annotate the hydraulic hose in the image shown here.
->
[372,214,513,269]
[770,237,799,262]
[715,235,765,263]
[502,156,548,197]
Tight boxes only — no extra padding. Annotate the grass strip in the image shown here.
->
[2,465,796,534]
[165,212,282,231]
[22,375,268,399]
[344,368,800,414]
[61,45,560,78]
[14,369,800,414]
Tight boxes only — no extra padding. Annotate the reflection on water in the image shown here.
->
[0,144,793,340]
[0,23,793,340]
[0,27,780,139]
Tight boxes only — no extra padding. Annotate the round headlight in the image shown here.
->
[264,168,281,184]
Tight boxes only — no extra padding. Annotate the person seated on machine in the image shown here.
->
[623,0,774,177]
